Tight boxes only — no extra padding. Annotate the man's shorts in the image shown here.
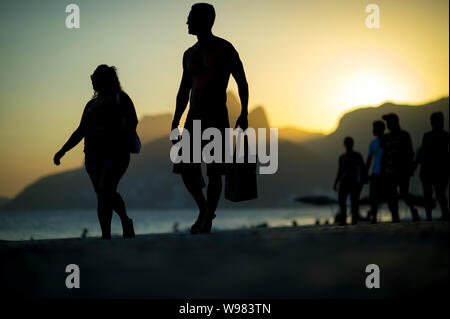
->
[172,118,230,180]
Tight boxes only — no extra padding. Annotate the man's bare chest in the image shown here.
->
[186,48,229,75]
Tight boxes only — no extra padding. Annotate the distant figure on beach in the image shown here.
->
[381,113,420,222]
[53,64,137,239]
[333,137,367,225]
[416,112,449,221]
[366,120,386,224]
[171,3,249,234]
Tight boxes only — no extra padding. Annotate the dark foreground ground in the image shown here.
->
[0,221,448,299]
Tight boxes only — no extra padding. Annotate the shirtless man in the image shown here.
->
[171,3,249,234]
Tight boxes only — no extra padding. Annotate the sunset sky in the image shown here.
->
[0,0,449,197]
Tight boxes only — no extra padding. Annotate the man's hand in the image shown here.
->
[235,114,248,131]
[53,150,65,166]
[171,120,181,145]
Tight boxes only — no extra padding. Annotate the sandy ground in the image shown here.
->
[0,221,448,299]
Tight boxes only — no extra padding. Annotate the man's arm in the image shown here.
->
[405,131,416,175]
[405,131,414,161]
[366,142,374,177]
[333,157,342,191]
[366,155,373,176]
[359,153,368,184]
[230,46,249,130]
[172,52,192,131]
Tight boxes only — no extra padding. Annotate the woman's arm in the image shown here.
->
[53,104,88,165]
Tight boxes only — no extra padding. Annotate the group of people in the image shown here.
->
[53,3,249,239]
[52,2,447,239]
[333,112,449,225]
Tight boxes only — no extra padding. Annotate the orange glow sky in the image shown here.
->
[0,0,448,197]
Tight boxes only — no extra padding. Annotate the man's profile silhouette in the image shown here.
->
[171,3,249,234]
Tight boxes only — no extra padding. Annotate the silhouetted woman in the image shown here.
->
[53,65,138,239]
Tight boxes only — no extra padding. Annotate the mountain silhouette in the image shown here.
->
[134,92,316,145]
[137,113,173,145]
[3,97,448,210]
[0,197,9,208]
[278,127,324,143]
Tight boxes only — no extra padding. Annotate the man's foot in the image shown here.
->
[123,218,135,238]
[190,219,203,234]
[190,208,207,234]
[411,208,420,222]
[199,213,216,234]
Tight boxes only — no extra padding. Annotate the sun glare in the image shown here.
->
[342,70,396,108]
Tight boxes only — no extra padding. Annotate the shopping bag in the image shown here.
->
[225,134,258,202]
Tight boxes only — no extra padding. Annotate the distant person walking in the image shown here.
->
[171,3,249,234]
[53,65,137,239]
[416,112,449,221]
[366,120,386,224]
[381,113,420,222]
[334,137,367,225]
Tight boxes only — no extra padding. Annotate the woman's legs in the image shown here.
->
[113,192,129,223]
[87,156,132,239]
[87,168,112,239]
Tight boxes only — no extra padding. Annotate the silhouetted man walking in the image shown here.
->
[382,113,419,222]
[366,120,386,224]
[416,112,449,221]
[171,3,249,234]
[334,137,367,225]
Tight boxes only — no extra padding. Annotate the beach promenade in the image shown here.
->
[0,221,448,299]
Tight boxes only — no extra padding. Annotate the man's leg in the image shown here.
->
[421,176,433,221]
[350,186,361,225]
[369,175,380,223]
[338,185,348,225]
[435,178,449,220]
[386,176,400,223]
[206,174,222,217]
[399,176,420,221]
[199,173,223,233]
[182,173,207,234]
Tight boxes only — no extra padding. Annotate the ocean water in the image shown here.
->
[0,205,429,241]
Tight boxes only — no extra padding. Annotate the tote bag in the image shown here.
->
[224,133,258,202]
